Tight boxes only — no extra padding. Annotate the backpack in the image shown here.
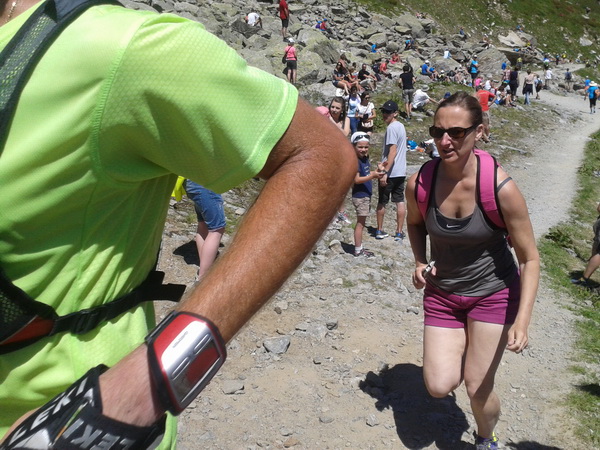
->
[565,71,572,81]
[415,149,506,230]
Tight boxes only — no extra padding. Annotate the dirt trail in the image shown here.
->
[161,85,600,450]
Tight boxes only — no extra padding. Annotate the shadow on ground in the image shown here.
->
[173,240,225,267]
[505,443,563,450]
[359,363,471,449]
[577,382,600,398]
[173,240,199,265]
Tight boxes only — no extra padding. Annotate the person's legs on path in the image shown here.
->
[186,181,226,280]
[464,319,508,440]
[582,253,600,279]
[376,181,390,238]
[195,223,225,279]
[375,203,387,238]
[422,325,467,398]
[395,201,406,239]
[354,215,367,250]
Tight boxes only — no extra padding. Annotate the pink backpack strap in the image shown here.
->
[474,149,506,229]
[415,158,440,220]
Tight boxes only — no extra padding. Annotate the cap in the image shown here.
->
[380,100,399,112]
[425,60,430,64]
[288,38,295,43]
[351,132,370,144]
[590,81,598,87]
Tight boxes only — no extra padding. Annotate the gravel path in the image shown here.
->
[159,85,600,450]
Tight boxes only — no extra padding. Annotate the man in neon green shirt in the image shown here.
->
[0,0,355,447]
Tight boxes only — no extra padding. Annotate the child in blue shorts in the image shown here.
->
[184,180,226,280]
[351,132,384,257]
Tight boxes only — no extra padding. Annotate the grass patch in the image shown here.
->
[538,130,600,446]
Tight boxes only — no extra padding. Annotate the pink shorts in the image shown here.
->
[423,277,520,328]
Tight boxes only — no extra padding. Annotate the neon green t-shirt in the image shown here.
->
[0,3,298,445]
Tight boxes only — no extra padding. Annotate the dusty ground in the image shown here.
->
[157,84,600,449]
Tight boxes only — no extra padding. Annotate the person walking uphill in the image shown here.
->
[0,0,356,447]
[375,100,409,242]
[406,91,540,450]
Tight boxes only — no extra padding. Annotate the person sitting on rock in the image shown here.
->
[379,59,392,79]
[421,60,438,80]
[244,12,262,28]
[390,52,401,64]
[358,63,377,91]
[319,18,333,34]
[332,62,353,96]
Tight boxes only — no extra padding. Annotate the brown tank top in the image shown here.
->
[425,201,518,296]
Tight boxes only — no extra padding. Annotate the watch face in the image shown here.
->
[150,313,226,413]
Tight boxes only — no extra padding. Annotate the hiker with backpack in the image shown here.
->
[405,91,540,450]
[564,68,573,91]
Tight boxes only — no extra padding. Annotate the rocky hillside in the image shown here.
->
[124,0,596,108]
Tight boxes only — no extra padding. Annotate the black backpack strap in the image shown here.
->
[0,0,120,153]
[0,0,187,354]
[0,269,186,354]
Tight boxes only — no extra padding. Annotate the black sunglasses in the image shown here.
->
[429,124,478,139]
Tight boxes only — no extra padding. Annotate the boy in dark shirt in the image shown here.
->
[351,132,384,257]
[398,65,416,120]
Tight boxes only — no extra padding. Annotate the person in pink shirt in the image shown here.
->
[283,38,297,84]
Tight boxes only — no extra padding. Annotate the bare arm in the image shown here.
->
[497,169,540,353]
[355,170,382,185]
[341,117,351,136]
[75,99,357,427]
[406,173,432,288]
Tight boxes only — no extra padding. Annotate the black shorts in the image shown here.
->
[286,60,297,70]
[378,176,406,205]
[281,18,289,28]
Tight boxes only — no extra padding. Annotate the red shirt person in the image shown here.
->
[278,0,289,38]
[476,86,495,142]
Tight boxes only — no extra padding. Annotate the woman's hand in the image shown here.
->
[506,321,529,353]
[411,263,435,289]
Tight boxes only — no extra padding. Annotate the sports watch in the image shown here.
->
[146,311,227,415]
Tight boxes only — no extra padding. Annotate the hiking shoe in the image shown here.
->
[337,211,351,224]
[474,432,499,450]
[354,248,375,258]
[394,231,406,241]
[571,276,590,287]
[375,230,389,239]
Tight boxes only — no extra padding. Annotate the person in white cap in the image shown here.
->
[350,132,384,257]
[585,81,598,114]
[283,38,297,84]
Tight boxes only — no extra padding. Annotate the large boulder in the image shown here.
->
[370,13,395,30]
[306,37,342,65]
[498,31,527,48]
[396,14,427,39]
[368,32,388,48]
